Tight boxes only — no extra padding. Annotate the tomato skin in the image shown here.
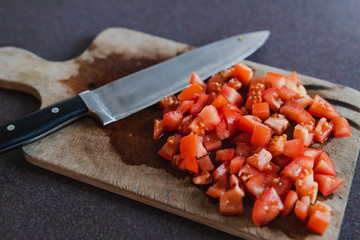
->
[281,190,299,217]
[190,72,206,89]
[176,100,194,114]
[238,115,262,133]
[308,95,340,119]
[198,155,214,172]
[179,134,199,174]
[313,151,336,176]
[330,117,352,137]
[178,83,204,101]
[252,187,284,226]
[251,124,273,147]
[189,93,209,115]
[279,86,299,101]
[203,133,222,151]
[230,156,246,174]
[314,174,345,196]
[216,148,235,163]
[163,110,183,131]
[272,155,293,169]
[280,103,315,125]
[295,196,311,221]
[211,95,228,110]
[266,72,286,89]
[283,138,304,158]
[234,63,253,86]
[303,148,323,163]
[287,71,300,85]
[264,113,290,135]
[252,102,270,121]
[287,95,313,109]
[314,118,333,143]
[153,119,165,140]
[262,87,283,112]
[219,84,243,106]
[280,156,314,181]
[306,201,331,234]
[221,104,243,137]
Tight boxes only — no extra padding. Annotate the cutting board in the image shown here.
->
[0,28,359,240]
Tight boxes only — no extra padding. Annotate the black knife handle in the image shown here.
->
[0,95,89,154]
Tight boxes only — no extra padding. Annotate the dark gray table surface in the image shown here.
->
[0,1,359,239]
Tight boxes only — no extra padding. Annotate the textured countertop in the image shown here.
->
[0,1,359,239]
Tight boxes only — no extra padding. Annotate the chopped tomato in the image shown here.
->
[303,148,323,163]
[192,172,211,185]
[178,83,203,101]
[207,162,230,197]
[211,94,228,110]
[266,72,286,89]
[234,63,253,86]
[246,149,273,171]
[279,86,299,100]
[245,82,265,111]
[314,118,333,143]
[230,156,246,174]
[238,115,262,133]
[220,67,235,79]
[280,156,314,181]
[313,151,336,176]
[308,95,340,119]
[158,134,182,160]
[215,118,230,140]
[216,148,235,163]
[176,100,194,114]
[283,138,304,158]
[163,110,183,131]
[188,118,206,136]
[159,95,179,113]
[264,113,290,135]
[198,105,221,130]
[272,155,293,169]
[190,72,206,89]
[252,102,270,121]
[295,196,311,221]
[287,95,313,108]
[280,103,315,125]
[176,115,193,135]
[262,87,283,112]
[206,73,225,93]
[287,71,300,85]
[235,142,252,157]
[221,104,243,137]
[189,93,209,115]
[267,134,287,157]
[239,163,261,182]
[281,190,299,217]
[219,84,243,106]
[293,123,314,147]
[153,119,164,140]
[330,117,352,137]
[232,132,252,144]
[307,201,331,234]
[295,173,318,204]
[198,155,214,172]
[314,174,345,196]
[252,187,284,226]
[179,134,199,174]
[227,78,243,90]
[203,133,222,151]
[251,124,273,147]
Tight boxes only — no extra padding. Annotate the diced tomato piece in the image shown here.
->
[252,187,284,226]
[266,72,286,89]
[206,183,226,198]
[179,134,199,174]
[252,102,270,121]
[158,134,182,160]
[234,63,253,86]
[267,134,287,157]
[219,84,243,106]
[280,156,314,181]
[192,172,211,185]
[163,110,183,131]
[281,190,299,217]
[313,151,336,176]
[293,123,314,147]
[245,82,265,111]
[232,132,252,144]
[206,73,225,93]
[203,133,222,151]
[330,117,352,137]
[262,87,283,112]
[190,72,206,90]
[153,119,164,140]
[159,95,179,113]
[250,77,266,84]
[295,173,318,204]
[215,118,230,140]
[263,162,281,174]
[295,196,311,221]
[221,104,243,137]
[245,172,269,199]
[176,115,192,135]
[273,176,292,199]
[239,163,261,182]
[198,105,221,130]
[220,67,235,79]
[189,93,209,115]
[246,149,273,171]
[211,95,228,110]
[207,162,230,197]
[279,86,299,101]
[235,142,252,157]
[287,95,313,108]
[240,106,249,115]
[230,156,246,174]
[315,174,345,196]
[207,92,217,105]
[238,115,262,133]
[216,148,235,163]
[314,118,333,143]
[308,95,340,119]
[264,113,290,135]
[272,155,293,169]
[198,155,214,173]
[283,138,304,158]
[196,136,207,158]
[303,148,323,164]
[251,124,273,147]
[171,154,182,167]
[280,103,315,125]
[219,185,245,216]
[307,201,331,235]
[188,118,206,136]
[176,100,194,115]
[227,78,243,90]
[178,83,203,101]
[287,71,300,85]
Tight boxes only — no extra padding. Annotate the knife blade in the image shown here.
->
[0,30,270,153]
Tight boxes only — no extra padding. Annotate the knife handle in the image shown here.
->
[0,95,88,153]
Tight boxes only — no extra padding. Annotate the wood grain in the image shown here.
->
[0,27,359,240]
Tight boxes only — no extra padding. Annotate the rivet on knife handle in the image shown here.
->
[0,95,89,153]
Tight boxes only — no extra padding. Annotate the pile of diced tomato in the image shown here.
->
[153,62,351,234]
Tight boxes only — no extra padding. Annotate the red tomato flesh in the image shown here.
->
[281,190,299,217]
[330,117,352,137]
[308,95,340,119]
[314,174,345,196]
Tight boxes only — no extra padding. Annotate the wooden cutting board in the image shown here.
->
[0,28,359,240]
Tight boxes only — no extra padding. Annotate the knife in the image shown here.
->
[0,30,270,153]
